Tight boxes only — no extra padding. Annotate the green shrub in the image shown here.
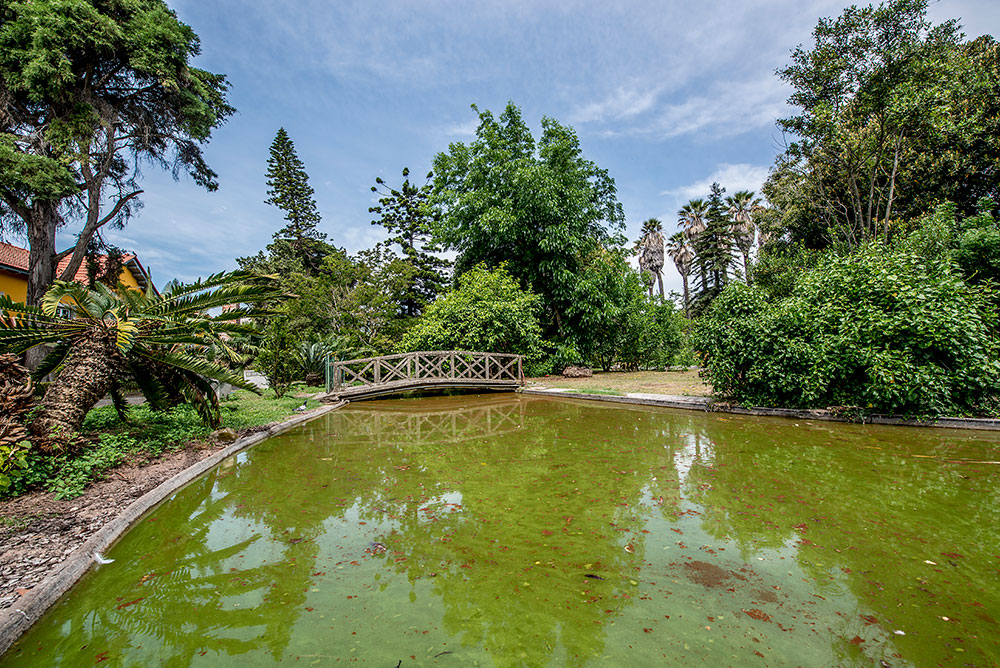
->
[401,264,545,365]
[695,246,1000,416]
[565,249,684,371]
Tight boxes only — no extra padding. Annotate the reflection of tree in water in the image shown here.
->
[18,472,312,667]
[333,396,689,667]
[682,416,1000,668]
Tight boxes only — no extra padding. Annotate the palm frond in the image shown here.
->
[127,362,173,411]
[40,281,98,319]
[32,342,72,380]
[137,349,261,393]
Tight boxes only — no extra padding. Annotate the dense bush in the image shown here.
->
[695,246,1000,416]
[565,250,685,371]
[400,264,545,370]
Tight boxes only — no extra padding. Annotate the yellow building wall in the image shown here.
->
[0,267,143,304]
[0,270,27,302]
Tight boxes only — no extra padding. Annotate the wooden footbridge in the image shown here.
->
[323,351,524,401]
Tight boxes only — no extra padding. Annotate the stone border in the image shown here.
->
[0,401,346,657]
[520,387,1000,432]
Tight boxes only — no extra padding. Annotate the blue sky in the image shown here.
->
[63,0,1000,295]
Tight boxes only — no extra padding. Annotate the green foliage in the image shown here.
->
[0,272,278,442]
[400,264,544,364]
[0,439,31,494]
[0,0,234,302]
[565,249,683,371]
[370,168,450,317]
[750,242,824,301]
[690,182,736,311]
[254,317,300,398]
[431,102,625,337]
[2,389,320,500]
[263,128,329,271]
[770,0,1000,249]
[695,246,1000,416]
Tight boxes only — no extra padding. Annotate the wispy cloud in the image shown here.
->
[662,163,770,201]
[569,85,663,124]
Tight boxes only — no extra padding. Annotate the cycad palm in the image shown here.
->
[666,232,695,317]
[725,190,763,282]
[637,218,665,298]
[0,272,280,449]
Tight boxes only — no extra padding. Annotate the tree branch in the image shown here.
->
[56,190,143,280]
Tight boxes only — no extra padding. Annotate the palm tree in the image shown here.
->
[725,190,763,282]
[677,199,709,290]
[0,272,280,450]
[636,218,665,298]
[666,232,695,318]
[677,199,709,242]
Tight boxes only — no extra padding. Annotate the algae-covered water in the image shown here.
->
[3,394,999,667]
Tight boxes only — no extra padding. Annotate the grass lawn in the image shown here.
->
[527,368,711,397]
[4,385,326,500]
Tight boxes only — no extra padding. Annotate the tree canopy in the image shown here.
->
[431,102,625,337]
[0,0,233,312]
[264,128,328,272]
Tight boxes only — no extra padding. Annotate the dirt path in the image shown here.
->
[527,368,712,396]
[0,427,268,611]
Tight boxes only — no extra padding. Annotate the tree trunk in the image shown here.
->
[682,275,689,319]
[25,201,60,370]
[657,272,664,299]
[30,328,124,451]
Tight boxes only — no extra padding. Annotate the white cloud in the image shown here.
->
[569,85,662,124]
[659,163,771,227]
[441,118,479,138]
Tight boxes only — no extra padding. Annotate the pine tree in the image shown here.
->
[692,182,736,311]
[369,168,450,317]
[264,128,328,271]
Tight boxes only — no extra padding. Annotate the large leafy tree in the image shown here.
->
[0,0,233,313]
[369,167,450,317]
[431,102,625,337]
[264,128,328,272]
[773,0,979,248]
[0,272,278,449]
[400,263,544,364]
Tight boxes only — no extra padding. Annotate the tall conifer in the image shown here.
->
[264,128,327,270]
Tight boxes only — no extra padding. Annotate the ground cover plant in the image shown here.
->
[1,387,320,500]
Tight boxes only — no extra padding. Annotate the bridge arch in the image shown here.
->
[324,350,523,401]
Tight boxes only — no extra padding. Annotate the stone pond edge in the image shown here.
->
[519,387,1000,432]
[0,401,347,658]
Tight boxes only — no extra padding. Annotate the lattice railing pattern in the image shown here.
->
[329,351,523,393]
[327,399,527,446]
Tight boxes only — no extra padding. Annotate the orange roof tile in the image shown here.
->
[0,240,146,288]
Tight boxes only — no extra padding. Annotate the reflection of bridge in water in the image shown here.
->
[323,351,523,401]
[326,396,528,446]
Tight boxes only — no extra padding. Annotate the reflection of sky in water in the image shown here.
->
[3,395,999,668]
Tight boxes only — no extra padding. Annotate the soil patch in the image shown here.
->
[0,425,269,610]
[528,369,711,397]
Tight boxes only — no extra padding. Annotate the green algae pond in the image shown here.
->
[2,394,999,667]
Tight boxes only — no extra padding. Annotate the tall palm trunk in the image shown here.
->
[31,329,124,450]
[681,275,690,318]
[657,273,664,299]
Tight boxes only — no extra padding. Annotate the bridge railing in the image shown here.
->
[326,351,523,394]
